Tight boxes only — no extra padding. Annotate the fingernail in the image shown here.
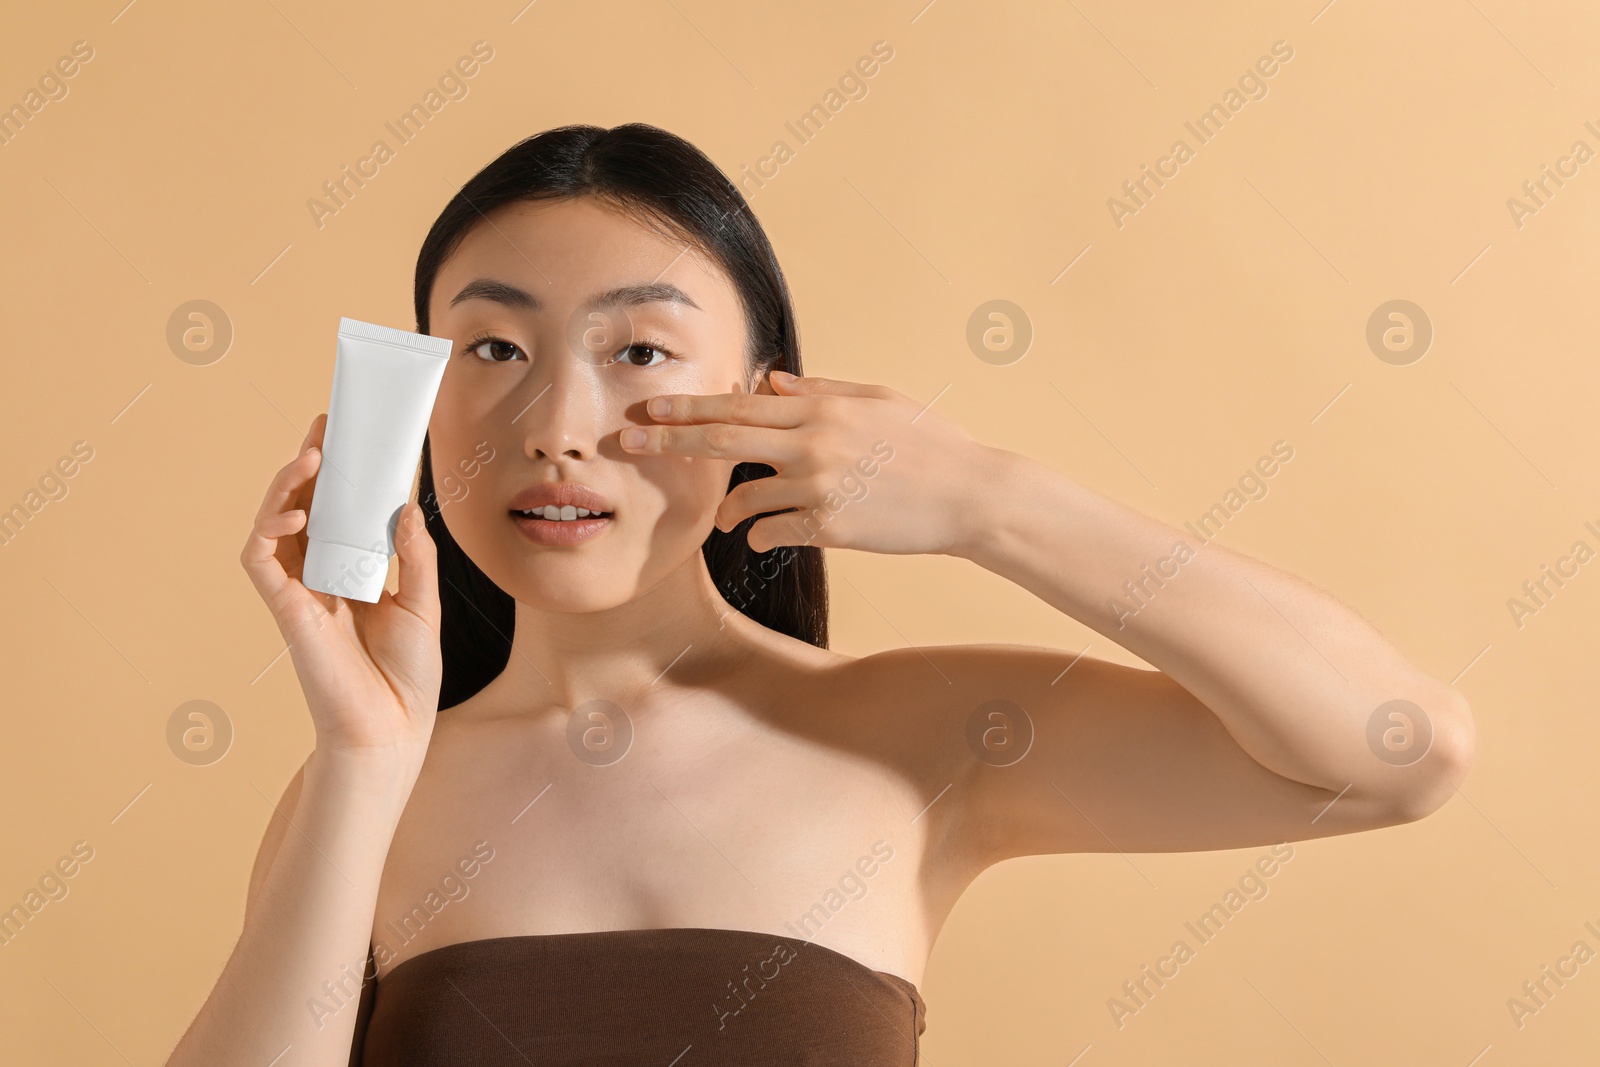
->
[770,369,796,382]
[647,397,671,418]
[621,427,647,448]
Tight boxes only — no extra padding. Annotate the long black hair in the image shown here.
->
[412,123,827,710]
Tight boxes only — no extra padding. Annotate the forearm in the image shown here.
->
[166,750,416,1066]
[955,446,1472,805]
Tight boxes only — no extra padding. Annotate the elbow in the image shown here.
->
[1381,687,1476,824]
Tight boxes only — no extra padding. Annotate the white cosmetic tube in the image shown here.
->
[300,317,453,603]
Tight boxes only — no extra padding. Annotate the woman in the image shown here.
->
[168,124,1474,1066]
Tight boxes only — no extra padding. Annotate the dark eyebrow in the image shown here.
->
[450,278,537,310]
[449,278,701,313]
[585,282,702,314]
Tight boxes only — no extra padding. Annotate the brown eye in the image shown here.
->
[615,342,671,368]
[468,338,524,362]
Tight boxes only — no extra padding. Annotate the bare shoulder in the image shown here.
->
[823,640,1129,792]
[839,641,1449,877]
[807,644,1082,880]
[835,639,1129,746]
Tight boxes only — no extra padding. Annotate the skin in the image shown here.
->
[242,196,1475,1007]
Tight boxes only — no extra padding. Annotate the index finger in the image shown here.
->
[254,415,326,525]
[301,412,328,452]
[643,389,806,428]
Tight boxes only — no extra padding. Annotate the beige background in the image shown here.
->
[1,0,1596,1062]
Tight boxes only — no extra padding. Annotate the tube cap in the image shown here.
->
[301,538,391,603]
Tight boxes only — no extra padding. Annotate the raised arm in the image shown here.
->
[622,373,1474,866]
[165,413,441,1065]
[923,445,1474,866]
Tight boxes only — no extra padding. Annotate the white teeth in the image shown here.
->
[517,506,607,521]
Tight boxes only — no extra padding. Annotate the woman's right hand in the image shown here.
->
[240,413,442,770]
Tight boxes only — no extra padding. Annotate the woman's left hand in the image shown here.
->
[619,370,1001,556]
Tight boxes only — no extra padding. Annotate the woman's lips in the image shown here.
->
[507,483,614,514]
[510,510,612,546]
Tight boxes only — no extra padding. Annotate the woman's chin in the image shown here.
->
[502,567,634,615]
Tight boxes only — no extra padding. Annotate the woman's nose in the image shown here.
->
[517,368,606,461]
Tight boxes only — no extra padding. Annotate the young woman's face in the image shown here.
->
[425,195,757,611]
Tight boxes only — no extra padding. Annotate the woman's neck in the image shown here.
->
[481,554,757,712]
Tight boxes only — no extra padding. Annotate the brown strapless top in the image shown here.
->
[347,926,926,1065]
